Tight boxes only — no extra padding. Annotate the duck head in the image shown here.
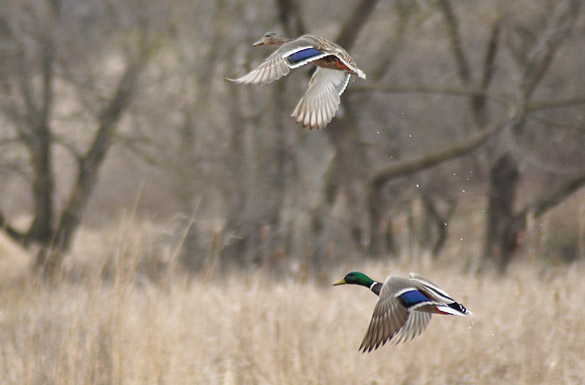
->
[332,271,375,288]
[253,32,291,46]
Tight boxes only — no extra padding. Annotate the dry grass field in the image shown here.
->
[1,219,585,385]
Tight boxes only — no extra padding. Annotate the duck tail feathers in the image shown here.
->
[436,303,473,317]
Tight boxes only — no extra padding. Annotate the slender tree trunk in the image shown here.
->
[368,187,385,256]
[483,154,520,272]
[29,11,57,249]
[41,146,113,274]
[177,107,203,273]
[28,122,54,247]
[325,108,370,252]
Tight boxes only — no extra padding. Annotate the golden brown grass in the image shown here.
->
[1,220,585,385]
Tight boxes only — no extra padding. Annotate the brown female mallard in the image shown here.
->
[227,32,366,130]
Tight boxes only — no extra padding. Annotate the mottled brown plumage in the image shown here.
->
[227,32,366,129]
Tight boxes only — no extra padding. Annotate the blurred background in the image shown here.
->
[1,0,585,278]
[2,1,585,384]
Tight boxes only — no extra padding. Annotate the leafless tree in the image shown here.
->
[2,0,585,279]
[0,0,166,276]
[363,0,585,271]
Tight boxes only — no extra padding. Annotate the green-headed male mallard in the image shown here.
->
[227,32,366,130]
[333,271,472,352]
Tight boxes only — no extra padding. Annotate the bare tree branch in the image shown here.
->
[479,18,502,91]
[527,96,585,111]
[336,0,381,49]
[529,115,585,132]
[368,1,414,80]
[370,103,526,190]
[352,84,513,104]
[0,212,28,245]
[275,0,305,36]
[370,126,498,189]
[518,172,585,220]
[436,0,470,84]
[52,134,83,160]
[114,132,167,168]
[0,137,21,147]
[355,83,585,114]
[508,170,585,249]
[519,0,582,98]
[471,18,502,125]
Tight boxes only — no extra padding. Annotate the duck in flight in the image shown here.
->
[227,32,366,130]
[333,271,472,352]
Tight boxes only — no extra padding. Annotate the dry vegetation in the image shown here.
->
[1,217,585,385]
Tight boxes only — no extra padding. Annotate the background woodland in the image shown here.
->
[1,0,585,277]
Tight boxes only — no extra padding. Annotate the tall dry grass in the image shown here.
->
[1,217,585,385]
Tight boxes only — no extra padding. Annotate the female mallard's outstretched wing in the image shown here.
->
[226,50,292,85]
[227,38,329,85]
[291,67,350,130]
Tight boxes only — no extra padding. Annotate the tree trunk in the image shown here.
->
[28,121,55,247]
[40,151,112,275]
[368,187,386,256]
[177,107,203,273]
[483,154,520,272]
[36,52,146,276]
[325,108,370,253]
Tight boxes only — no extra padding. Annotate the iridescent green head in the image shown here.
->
[332,271,375,288]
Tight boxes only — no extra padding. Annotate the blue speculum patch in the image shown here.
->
[287,48,323,64]
[398,290,430,307]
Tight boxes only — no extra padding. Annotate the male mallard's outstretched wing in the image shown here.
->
[359,277,433,352]
[393,310,432,344]
[409,273,472,316]
[291,68,350,130]
[359,289,409,352]
[333,271,471,352]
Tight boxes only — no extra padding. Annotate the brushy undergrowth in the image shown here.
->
[0,217,584,385]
